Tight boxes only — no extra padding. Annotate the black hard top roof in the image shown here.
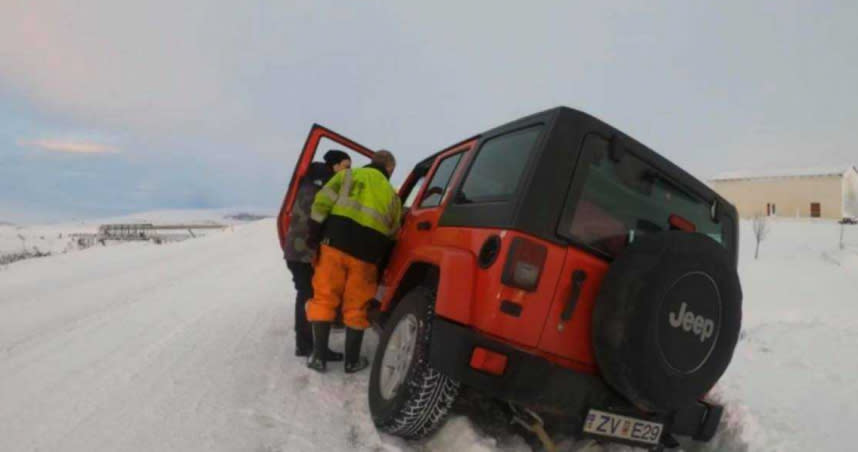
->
[419,106,735,213]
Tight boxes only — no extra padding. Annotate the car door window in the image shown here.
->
[402,176,426,209]
[418,153,464,208]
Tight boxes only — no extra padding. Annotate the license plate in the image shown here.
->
[582,409,663,446]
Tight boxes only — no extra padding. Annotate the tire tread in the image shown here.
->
[372,286,460,440]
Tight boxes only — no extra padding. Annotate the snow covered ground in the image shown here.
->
[700,219,858,452]
[0,222,89,257]
[0,216,856,451]
[0,208,269,258]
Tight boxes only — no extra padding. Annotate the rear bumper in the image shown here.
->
[428,317,723,442]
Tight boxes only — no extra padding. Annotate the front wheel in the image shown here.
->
[368,286,460,439]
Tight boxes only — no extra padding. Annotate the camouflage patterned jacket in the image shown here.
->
[283,162,333,262]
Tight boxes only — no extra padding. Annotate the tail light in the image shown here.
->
[501,237,547,291]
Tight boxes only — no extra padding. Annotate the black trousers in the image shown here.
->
[286,260,314,353]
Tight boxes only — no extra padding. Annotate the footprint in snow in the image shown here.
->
[292,373,310,391]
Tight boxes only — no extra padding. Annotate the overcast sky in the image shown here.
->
[1,1,856,222]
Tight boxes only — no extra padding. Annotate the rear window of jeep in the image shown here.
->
[561,134,728,257]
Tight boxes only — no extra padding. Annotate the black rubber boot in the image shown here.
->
[307,322,332,373]
[325,348,344,362]
[344,328,370,374]
[295,334,343,362]
[294,332,312,357]
[296,347,343,361]
[332,310,345,330]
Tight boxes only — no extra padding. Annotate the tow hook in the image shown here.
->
[505,403,678,451]
[507,403,558,452]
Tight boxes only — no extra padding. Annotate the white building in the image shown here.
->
[709,166,858,220]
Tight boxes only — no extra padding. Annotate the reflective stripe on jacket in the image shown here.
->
[311,165,402,263]
[311,167,401,238]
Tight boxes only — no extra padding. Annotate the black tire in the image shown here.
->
[368,286,460,439]
[593,231,742,413]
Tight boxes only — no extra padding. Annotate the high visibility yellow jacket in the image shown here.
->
[311,165,402,263]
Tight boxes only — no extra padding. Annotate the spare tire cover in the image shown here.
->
[592,231,742,412]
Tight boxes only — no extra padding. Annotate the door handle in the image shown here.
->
[416,221,432,231]
[557,270,587,331]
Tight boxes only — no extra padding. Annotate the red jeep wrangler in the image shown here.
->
[277,107,742,450]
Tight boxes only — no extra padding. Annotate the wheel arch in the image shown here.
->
[388,262,439,313]
[382,246,476,325]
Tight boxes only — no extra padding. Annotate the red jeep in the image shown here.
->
[277,107,742,450]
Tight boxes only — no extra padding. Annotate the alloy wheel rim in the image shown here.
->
[379,314,419,400]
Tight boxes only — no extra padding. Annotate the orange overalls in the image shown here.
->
[306,245,377,330]
[305,166,400,331]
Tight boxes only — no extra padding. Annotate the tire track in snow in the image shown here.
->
[0,223,284,451]
[0,232,247,363]
[84,249,285,451]
[1,255,245,450]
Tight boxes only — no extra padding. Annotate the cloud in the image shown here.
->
[18,139,118,154]
[0,1,274,139]
[1,1,857,221]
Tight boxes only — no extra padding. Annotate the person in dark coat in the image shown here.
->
[284,150,351,359]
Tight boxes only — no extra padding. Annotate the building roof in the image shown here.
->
[710,166,857,182]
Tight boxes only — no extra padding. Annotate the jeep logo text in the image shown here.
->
[668,302,714,342]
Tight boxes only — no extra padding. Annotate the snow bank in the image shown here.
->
[0,208,269,260]
[700,219,858,451]
[98,208,271,225]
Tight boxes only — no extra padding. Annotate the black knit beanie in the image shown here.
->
[323,150,350,168]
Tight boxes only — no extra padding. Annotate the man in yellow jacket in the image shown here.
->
[305,150,402,373]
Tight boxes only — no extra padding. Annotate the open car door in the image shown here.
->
[277,125,376,250]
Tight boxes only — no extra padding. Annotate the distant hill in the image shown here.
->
[225,213,270,222]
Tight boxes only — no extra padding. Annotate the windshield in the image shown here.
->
[560,134,730,258]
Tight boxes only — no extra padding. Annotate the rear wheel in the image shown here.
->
[368,286,460,439]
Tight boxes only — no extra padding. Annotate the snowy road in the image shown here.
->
[2,217,857,452]
[0,221,400,451]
